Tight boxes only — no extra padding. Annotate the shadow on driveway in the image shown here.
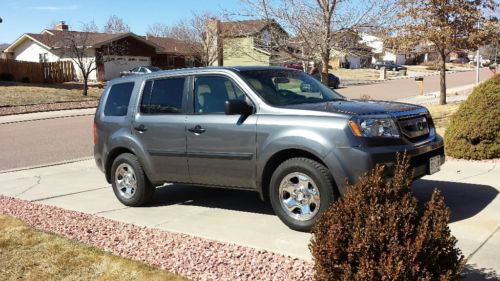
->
[146,179,497,223]
[412,179,498,223]
[150,184,275,215]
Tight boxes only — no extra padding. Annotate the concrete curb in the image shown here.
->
[0,108,96,125]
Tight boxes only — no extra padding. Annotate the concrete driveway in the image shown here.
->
[0,158,498,279]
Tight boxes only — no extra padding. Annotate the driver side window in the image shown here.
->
[194,76,246,114]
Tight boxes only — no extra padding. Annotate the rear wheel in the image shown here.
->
[111,153,155,206]
[269,157,337,232]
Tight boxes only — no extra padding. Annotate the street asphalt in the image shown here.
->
[0,69,494,171]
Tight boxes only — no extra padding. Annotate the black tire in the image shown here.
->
[110,153,155,206]
[269,157,337,232]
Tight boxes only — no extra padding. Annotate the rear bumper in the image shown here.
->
[325,135,445,194]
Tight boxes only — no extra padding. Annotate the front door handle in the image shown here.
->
[134,124,148,132]
[188,125,206,134]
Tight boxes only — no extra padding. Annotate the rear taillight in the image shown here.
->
[93,120,97,145]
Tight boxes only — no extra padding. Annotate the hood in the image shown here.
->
[282,99,426,117]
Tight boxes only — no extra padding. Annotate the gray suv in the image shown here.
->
[94,66,444,231]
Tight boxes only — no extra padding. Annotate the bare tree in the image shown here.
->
[393,0,498,105]
[146,22,174,37]
[60,23,98,96]
[103,15,130,33]
[239,0,397,84]
[147,11,221,66]
[61,23,128,96]
[85,20,100,33]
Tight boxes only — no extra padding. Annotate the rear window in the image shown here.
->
[104,82,134,116]
[140,77,185,114]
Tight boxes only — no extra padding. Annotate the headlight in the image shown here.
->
[348,117,400,138]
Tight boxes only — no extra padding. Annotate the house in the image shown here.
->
[207,19,289,66]
[329,29,373,69]
[360,33,407,65]
[2,22,198,81]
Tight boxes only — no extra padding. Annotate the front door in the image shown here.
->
[186,75,257,188]
[133,76,190,183]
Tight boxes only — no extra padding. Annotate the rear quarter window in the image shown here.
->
[104,82,134,116]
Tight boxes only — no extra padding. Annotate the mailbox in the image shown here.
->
[415,77,424,95]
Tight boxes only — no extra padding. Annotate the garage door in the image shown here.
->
[104,56,151,81]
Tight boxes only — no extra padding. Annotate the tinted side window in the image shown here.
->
[104,82,134,116]
[141,77,185,114]
[194,76,245,114]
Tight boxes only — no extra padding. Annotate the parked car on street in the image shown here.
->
[373,60,407,71]
[451,57,470,64]
[312,73,340,89]
[283,62,304,71]
[94,66,445,231]
[120,66,162,77]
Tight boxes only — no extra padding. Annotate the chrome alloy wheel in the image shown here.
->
[115,163,137,199]
[278,172,321,221]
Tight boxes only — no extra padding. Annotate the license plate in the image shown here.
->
[429,155,441,175]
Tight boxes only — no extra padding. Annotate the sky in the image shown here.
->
[0,0,244,43]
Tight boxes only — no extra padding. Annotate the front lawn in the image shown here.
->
[427,102,462,136]
[0,215,187,281]
[0,83,101,107]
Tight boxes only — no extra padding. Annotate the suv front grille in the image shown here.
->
[397,115,430,142]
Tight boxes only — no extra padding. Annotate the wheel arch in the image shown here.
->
[105,147,135,183]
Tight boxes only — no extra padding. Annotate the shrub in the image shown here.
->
[445,74,500,159]
[310,155,464,281]
[0,72,14,81]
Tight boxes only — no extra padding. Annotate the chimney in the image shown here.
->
[54,21,69,31]
[206,18,222,66]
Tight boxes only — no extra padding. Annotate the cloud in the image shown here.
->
[30,5,79,11]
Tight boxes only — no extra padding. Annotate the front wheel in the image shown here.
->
[269,158,337,232]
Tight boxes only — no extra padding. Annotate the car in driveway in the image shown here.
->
[94,66,445,231]
[373,61,407,71]
[120,66,162,77]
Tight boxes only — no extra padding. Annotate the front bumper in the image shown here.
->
[325,135,445,194]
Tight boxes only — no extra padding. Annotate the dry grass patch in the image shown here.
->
[427,102,461,136]
[0,215,188,281]
[0,83,101,106]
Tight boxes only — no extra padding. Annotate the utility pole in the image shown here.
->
[476,47,480,84]
[475,21,480,84]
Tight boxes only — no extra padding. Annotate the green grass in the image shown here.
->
[0,215,188,281]
[0,83,101,106]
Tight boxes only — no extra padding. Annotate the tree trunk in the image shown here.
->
[321,54,329,86]
[83,77,88,96]
[439,51,447,105]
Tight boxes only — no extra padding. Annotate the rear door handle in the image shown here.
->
[134,124,148,132]
[188,125,206,134]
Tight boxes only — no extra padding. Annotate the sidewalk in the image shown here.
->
[0,158,498,278]
[0,108,95,124]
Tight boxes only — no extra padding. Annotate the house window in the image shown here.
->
[39,53,48,63]
[168,56,175,67]
[185,57,194,67]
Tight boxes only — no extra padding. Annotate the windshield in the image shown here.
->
[239,69,344,106]
[148,66,162,72]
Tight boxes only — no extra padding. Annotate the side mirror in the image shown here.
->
[224,100,253,115]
